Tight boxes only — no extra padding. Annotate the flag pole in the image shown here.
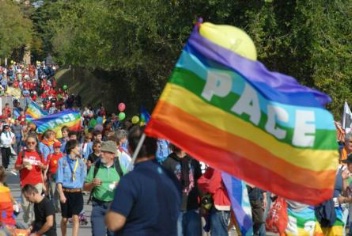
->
[129,133,146,168]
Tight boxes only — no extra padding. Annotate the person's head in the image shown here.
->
[68,131,77,140]
[65,140,79,155]
[128,126,156,160]
[0,166,6,183]
[115,129,128,147]
[5,103,9,108]
[2,124,10,132]
[84,132,92,142]
[43,129,55,141]
[26,135,38,151]
[93,130,102,142]
[92,140,101,154]
[170,144,186,157]
[345,132,352,152]
[100,141,117,165]
[61,126,69,138]
[22,184,40,203]
[53,141,61,153]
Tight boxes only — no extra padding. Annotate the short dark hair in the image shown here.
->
[66,140,79,154]
[22,184,39,195]
[68,131,77,138]
[128,126,156,159]
[61,126,69,132]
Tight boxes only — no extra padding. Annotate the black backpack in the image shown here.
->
[87,158,124,204]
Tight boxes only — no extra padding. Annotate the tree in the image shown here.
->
[0,0,33,59]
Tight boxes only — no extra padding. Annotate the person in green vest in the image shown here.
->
[84,141,126,236]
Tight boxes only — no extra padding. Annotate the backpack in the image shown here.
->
[87,158,124,204]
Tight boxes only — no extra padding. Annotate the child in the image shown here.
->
[46,141,64,212]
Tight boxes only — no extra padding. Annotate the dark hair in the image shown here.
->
[68,131,77,138]
[43,129,55,139]
[128,126,156,159]
[22,184,39,195]
[93,130,102,136]
[61,126,69,132]
[66,140,79,154]
[93,140,101,148]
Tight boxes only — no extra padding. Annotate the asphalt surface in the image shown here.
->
[4,156,278,236]
[5,156,92,236]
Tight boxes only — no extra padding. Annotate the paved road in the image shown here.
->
[5,157,278,236]
[5,157,92,236]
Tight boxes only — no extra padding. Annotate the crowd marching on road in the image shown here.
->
[0,61,350,236]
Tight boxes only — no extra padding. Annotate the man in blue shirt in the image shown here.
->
[56,140,86,236]
[105,126,181,235]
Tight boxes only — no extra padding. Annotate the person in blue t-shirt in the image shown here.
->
[105,126,181,236]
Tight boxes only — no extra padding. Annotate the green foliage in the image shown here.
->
[0,0,33,57]
[30,0,352,117]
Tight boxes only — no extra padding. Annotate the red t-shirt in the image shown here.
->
[47,152,64,175]
[15,150,45,187]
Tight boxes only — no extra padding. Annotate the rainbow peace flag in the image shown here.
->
[140,107,151,126]
[32,109,81,138]
[145,22,338,205]
[26,101,48,120]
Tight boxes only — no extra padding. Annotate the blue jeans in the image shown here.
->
[91,201,114,236]
[210,208,231,236]
[177,210,202,236]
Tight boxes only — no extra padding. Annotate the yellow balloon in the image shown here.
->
[131,116,139,124]
[199,22,257,61]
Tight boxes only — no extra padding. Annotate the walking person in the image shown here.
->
[1,124,15,169]
[46,141,64,212]
[56,140,86,236]
[86,140,102,170]
[105,126,181,235]
[84,141,126,236]
[12,119,23,155]
[162,144,203,236]
[22,184,57,236]
[15,135,47,224]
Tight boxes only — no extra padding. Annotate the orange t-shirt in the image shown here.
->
[0,185,16,226]
[47,152,64,175]
[15,150,45,187]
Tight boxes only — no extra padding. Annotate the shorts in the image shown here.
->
[60,191,83,218]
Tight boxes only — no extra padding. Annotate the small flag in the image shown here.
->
[25,101,48,120]
[342,101,352,132]
[222,172,253,236]
[140,107,150,126]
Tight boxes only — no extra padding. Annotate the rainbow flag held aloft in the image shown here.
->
[140,107,151,126]
[32,110,81,138]
[26,101,48,120]
[145,22,338,205]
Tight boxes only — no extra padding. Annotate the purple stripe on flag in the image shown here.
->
[186,25,331,107]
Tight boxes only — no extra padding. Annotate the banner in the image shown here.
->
[31,110,81,138]
[145,22,338,205]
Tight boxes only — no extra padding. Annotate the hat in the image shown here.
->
[101,141,117,156]
[53,141,61,148]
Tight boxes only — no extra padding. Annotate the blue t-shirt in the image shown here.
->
[110,160,181,236]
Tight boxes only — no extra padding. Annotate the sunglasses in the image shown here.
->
[26,142,36,145]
